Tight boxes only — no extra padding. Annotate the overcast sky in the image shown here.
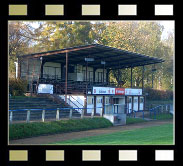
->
[159,21,174,39]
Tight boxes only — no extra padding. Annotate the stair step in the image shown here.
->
[9,95,81,122]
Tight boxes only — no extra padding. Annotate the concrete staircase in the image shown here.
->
[9,96,81,122]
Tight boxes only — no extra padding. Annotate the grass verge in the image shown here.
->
[9,117,113,140]
[52,123,173,145]
[152,113,173,120]
[126,117,148,124]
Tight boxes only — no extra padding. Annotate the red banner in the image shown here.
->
[115,88,125,95]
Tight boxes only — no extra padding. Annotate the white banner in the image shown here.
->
[125,88,142,95]
[93,87,115,95]
[38,84,53,94]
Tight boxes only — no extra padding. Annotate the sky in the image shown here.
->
[159,21,174,39]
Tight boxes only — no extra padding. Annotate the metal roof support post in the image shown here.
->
[103,63,105,85]
[142,65,145,92]
[93,68,96,83]
[40,57,44,79]
[131,67,133,88]
[106,69,110,85]
[17,57,21,79]
[65,51,68,104]
[152,71,154,89]
[85,61,88,112]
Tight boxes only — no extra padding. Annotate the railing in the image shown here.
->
[126,104,173,120]
[38,78,120,94]
[70,95,84,108]
[9,107,103,123]
[127,109,145,119]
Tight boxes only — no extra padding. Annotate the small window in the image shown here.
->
[134,98,138,103]
[105,97,110,104]
[97,98,102,103]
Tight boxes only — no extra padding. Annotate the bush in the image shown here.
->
[144,88,173,101]
[9,117,113,140]
[9,78,28,96]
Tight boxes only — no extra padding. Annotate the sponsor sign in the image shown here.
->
[93,87,115,95]
[93,87,142,95]
[125,88,142,95]
[38,84,53,94]
[115,88,125,95]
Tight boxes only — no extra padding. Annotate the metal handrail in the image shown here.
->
[9,107,103,112]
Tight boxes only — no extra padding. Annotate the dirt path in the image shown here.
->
[9,120,173,145]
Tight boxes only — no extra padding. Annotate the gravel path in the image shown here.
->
[9,119,173,145]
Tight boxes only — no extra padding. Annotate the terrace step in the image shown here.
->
[9,95,81,121]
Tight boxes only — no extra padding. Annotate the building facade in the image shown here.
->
[17,44,164,125]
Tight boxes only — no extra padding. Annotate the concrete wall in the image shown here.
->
[104,114,126,125]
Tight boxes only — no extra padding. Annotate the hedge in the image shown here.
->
[9,117,113,140]
[9,78,28,96]
[144,88,173,101]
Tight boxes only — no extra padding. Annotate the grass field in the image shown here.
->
[52,123,173,145]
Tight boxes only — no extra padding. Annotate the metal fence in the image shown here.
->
[9,107,103,123]
[126,104,173,120]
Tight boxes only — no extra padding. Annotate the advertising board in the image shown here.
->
[37,84,53,94]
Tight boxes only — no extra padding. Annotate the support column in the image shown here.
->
[65,51,68,104]
[93,68,96,83]
[94,96,96,115]
[40,60,46,79]
[17,58,21,78]
[103,65,105,84]
[106,69,110,84]
[117,69,120,86]
[102,96,105,116]
[142,65,145,92]
[131,67,133,88]
[85,62,88,115]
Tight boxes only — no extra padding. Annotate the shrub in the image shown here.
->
[9,78,28,96]
[144,88,173,101]
[9,117,113,140]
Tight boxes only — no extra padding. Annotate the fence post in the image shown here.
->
[56,108,60,121]
[154,110,156,119]
[69,109,72,119]
[26,110,30,123]
[150,109,151,118]
[42,109,45,122]
[10,111,13,123]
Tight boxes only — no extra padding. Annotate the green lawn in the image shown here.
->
[126,117,147,124]
[52,123,173,145]
[152,113,173,120]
